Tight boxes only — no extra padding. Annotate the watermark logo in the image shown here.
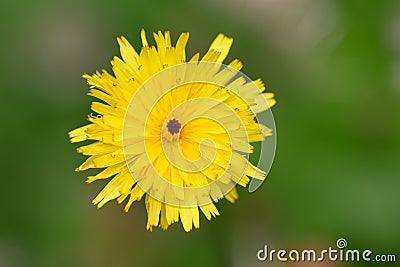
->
[336,238,347,249]
[257,238,396,263]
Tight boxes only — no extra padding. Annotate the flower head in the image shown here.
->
[69,29,276,231]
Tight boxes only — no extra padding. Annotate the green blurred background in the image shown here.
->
[1,0,399,266]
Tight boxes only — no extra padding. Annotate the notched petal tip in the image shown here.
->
[140,28,149,47]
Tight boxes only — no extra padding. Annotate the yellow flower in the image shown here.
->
[69,29,276,232]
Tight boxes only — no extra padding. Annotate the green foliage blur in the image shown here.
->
[0,0,399,266]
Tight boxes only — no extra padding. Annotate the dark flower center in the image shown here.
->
[166,118,182,135]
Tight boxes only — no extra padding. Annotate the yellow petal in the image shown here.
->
[117,36,140,70]
[140,28,148,47]
[207,33,233,63]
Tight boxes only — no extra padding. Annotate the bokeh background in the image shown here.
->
[1,0,399,266]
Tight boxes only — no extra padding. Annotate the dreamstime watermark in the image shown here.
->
[257,238,396,263]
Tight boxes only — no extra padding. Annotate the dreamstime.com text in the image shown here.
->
[257,238,396,263]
